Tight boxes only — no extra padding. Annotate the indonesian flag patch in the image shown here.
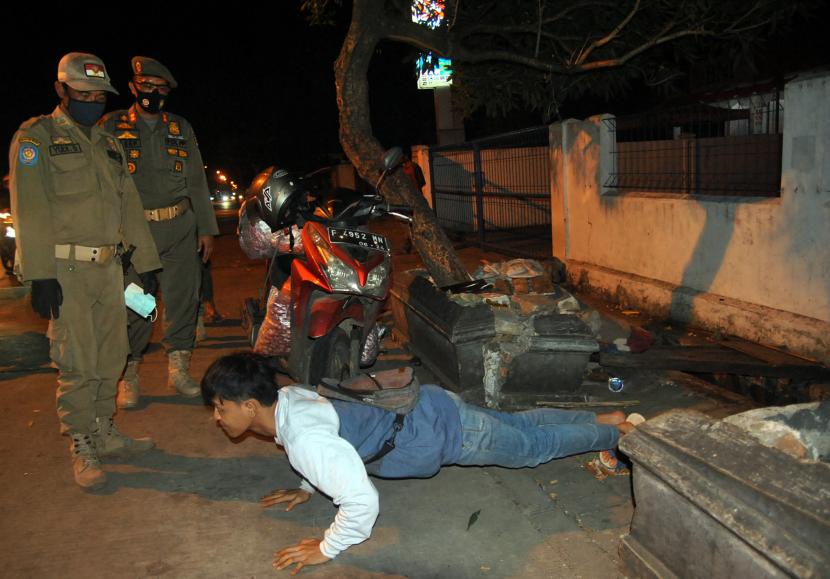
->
[84,63,106,78]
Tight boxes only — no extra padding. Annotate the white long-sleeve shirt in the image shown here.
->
[274,386,380,559]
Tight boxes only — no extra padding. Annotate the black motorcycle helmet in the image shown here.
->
[248,166,306,230]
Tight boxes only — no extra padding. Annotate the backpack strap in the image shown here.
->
[363,413,405,464]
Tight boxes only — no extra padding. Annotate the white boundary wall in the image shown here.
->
[549,71,830,363]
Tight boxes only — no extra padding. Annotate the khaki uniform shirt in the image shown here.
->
[100,105,219,237]
[8,106,162,281]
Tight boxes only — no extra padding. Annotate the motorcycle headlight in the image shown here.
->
[364,259,390,297]
[310,228,361,293]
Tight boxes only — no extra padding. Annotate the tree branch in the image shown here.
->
[575,0,640,65]
[383,16,450,54]
[579,28,709,70]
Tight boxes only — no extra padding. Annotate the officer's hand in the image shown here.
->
[198,235,214,263]
[273,538,330,575]
[138,271,158,295]
[260,488,311,512]
[31,279,63,320]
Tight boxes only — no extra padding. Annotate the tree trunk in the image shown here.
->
[334,0,470,288]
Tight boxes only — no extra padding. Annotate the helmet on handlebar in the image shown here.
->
[248,166,306,230]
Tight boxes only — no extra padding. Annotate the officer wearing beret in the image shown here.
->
[101,56,219,407]
[9,53,162,489]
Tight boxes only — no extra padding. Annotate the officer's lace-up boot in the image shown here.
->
[168,350,200,397]
[69,433,106,489]
[116,359,141,409]
[92,416,155,457]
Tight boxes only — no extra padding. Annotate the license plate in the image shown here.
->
[328,228,389,252]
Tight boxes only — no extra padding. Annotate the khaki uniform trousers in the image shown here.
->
[51,256,128,435]
[127,208,201,358]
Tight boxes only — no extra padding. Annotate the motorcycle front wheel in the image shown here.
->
[308,327,351,385]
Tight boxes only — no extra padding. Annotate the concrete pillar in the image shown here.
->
[434,87,465,146]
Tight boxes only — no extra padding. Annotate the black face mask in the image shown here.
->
[136,90,166,114]
[67,98,106,126]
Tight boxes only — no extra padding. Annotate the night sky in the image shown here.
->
[0,3,434,187]
[2,2,827,190]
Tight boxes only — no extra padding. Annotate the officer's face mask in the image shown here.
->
[136,90,166,114]
[124,282,158,320]
[67,98,106,126]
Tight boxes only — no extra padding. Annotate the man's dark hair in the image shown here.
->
[200,352,281,406]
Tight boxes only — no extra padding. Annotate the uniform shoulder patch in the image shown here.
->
[19,143,39,166]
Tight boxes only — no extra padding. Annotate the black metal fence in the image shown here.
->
[605,99,784,197]
[429,126,552,258]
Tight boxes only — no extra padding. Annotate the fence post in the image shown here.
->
[473,143,485,246]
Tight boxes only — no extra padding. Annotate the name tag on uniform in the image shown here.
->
[49,143,82,155]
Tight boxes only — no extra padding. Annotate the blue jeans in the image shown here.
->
[446,392,619,468]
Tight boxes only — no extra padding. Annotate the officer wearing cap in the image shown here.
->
[8,53,162,489]
[100,56,219,407]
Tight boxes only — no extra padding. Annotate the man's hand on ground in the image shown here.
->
[273,538,330,575]
[260,488,311,512]
[198,235,214,262]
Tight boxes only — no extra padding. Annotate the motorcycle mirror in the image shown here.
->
[382,147,404,171]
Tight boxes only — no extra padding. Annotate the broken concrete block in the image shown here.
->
[556,296,581,314]
[577,309,602,337]
[511,277,531,294]
[493,309,526,336]
[510,293,559,317]
[723,402,829,461]
[492,278,511,294]
[483,294,511,308]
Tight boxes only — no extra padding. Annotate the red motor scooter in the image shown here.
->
[239,148,412,384]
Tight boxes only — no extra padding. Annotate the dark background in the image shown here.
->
[2,2,828,190]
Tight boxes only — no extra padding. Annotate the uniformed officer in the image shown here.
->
[100,56,219,407]
[9,53,162,489]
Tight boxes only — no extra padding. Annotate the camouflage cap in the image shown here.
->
[57,52,119,94]
[131,56,178,88]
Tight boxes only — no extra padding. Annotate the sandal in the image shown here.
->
[585,449,631,479]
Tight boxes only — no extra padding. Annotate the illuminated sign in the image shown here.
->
[417,53,453,89]
[412,0,445,29]
[413,1,451,90]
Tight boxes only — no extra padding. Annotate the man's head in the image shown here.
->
[54,52,118,126]
[128,56,177,115]
[201,352,282,438]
